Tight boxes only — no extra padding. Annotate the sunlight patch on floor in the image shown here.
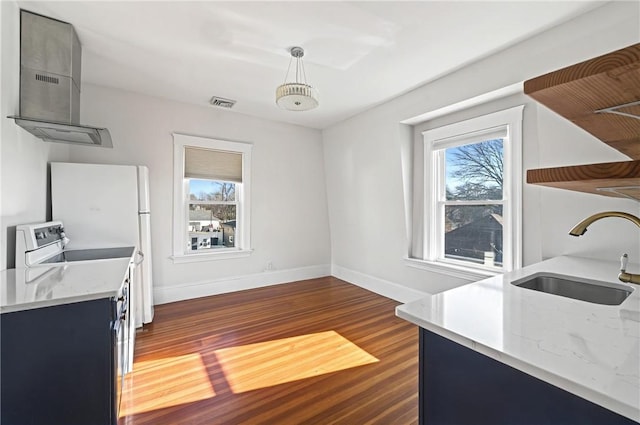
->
[120,353,215,417]
[214,330,379,393]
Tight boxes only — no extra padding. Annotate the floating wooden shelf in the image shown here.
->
[527,160,640,201]
[524,43,640,201]
[524,43,640,159]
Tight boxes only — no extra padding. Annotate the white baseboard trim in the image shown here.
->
[154,264,331,304]
[331,264,427,303]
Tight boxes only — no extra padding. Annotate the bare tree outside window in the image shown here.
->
[449,139,503,190]
[447,139,503,203]
[191,182,236,222]
[444,139,504,265]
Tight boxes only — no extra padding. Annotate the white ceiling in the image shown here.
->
[18,1,606,129]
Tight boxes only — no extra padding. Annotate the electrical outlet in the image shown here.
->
[265,261,273,271]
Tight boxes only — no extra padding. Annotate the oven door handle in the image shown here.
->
[134,250,144,266]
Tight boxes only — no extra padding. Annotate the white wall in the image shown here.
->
[2,0,639,307]
[0,1,70,271]
[64,84,331,302]
[323,1,640,298]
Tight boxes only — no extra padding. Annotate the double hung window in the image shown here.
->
[172,133,252,262]
[422,106,523,275]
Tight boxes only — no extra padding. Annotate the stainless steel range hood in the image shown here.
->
[8,10,112,148]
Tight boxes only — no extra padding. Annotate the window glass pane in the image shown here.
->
[188,204,237,251]
[444,205,503,266]
[445,139,503,201]
[189,179,236,202]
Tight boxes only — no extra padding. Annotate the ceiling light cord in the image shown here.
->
[300,57,308,86]
[283,50,308,85]
[283,56,293,85]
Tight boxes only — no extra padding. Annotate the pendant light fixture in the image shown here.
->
[276,46,319,111]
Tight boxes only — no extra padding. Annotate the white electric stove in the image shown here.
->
[15,221,137,268]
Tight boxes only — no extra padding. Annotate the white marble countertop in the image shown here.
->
[396,256,640,422]
[1,258,131,314]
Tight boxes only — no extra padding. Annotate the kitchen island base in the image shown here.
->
[420,329,638,425]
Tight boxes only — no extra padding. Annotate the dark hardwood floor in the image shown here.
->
[119,276,418,425]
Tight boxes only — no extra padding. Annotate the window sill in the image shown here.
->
[171,249,253,263]
[404,257,500,281]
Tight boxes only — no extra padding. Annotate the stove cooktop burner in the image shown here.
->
[41,247,135,264]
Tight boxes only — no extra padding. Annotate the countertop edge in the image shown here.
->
[1,255,132,314]
[0,289,122,314]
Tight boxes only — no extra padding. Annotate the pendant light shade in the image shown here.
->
[276,47,319,111]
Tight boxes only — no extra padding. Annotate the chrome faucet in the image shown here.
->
[569,211,640,285]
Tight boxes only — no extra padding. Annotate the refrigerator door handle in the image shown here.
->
[134,250,144,266]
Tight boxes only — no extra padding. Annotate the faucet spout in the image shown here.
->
[569,212,640,286]
[569,211,640,237]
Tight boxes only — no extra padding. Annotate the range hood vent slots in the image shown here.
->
[7,10,112,148]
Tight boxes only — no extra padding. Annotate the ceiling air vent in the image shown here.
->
[209,96,236,109]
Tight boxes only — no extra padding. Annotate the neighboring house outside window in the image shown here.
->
[419,106,524,277]
[172,133,252,263]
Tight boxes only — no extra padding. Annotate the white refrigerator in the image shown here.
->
[50,162,154,326]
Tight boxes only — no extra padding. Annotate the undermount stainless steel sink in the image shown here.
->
[512,274,633,305]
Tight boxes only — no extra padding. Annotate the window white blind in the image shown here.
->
[185,147,242,183]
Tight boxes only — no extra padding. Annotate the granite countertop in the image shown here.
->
[396,256,640,422]
[1,257,131,314]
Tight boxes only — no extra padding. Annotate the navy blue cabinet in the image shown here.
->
[420,329,638,425]
[1,298,118,425]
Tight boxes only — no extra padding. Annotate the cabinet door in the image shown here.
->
[0,299,114,425]
[420,329,637,425]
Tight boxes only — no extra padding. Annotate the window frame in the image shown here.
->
[419,106,524,277]
[171,133,253,263]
